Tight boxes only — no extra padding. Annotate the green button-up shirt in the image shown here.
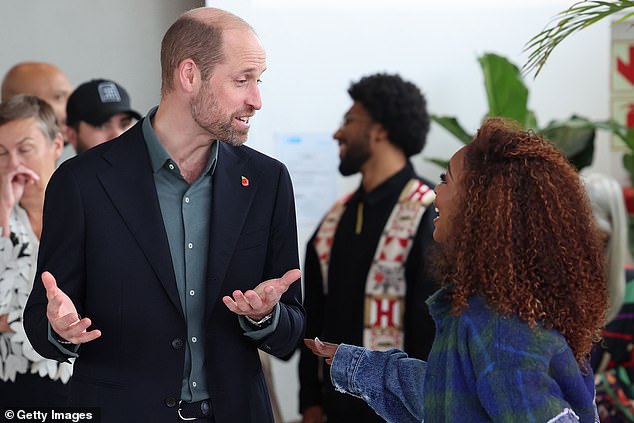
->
[143,108,216,402]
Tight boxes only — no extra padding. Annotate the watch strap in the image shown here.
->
[245,311,274,328]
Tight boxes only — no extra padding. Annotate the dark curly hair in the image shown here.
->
[348,73,429,157]
[433,117,607,368]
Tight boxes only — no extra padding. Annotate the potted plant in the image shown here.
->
[428,52,600,171]
[429,51,634,254]
[523,1,634,255]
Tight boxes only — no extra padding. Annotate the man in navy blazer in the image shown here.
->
[24,7,304,423]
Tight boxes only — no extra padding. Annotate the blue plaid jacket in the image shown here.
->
[330,288,599,422]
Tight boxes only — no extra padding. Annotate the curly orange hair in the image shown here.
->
[434,118,607,367]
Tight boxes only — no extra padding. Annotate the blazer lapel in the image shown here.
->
[207,143,260,312]
[96,126,183,315]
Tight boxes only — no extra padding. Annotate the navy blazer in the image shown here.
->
[24,121,304,423]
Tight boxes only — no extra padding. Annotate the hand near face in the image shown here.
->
[304,337,339,365]
[0,164,39,236]
[222,268,301,320]
[41,271,102,345]
[0,313,12,334]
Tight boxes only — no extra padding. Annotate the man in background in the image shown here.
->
[299,73,438,423]
[1,62,72,126]
[1,62,74,162]
[65,79,141,153]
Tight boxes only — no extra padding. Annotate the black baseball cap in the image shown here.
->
[66,79,141,127]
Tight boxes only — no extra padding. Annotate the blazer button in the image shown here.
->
[165,397,177,408]
[171,338,184,350]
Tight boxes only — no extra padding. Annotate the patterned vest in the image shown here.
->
[313,179,434,350]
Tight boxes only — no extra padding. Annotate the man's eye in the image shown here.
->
[439,172,447,184]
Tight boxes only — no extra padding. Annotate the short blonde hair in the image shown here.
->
[160,7,254,95]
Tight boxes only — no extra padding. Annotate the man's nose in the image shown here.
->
[247,85,262,111]
[333,128,343,141]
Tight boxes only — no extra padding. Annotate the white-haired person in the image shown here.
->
[584,173,634,420]
[584,173,628,323]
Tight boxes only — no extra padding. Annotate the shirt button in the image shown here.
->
[188,242,193,249]
[189,290,195,296]
[185,197,190,203]
[192,336,197,343]
[168,163,175,170]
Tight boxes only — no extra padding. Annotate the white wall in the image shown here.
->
[205,1,617,421]
[0,0,202,115]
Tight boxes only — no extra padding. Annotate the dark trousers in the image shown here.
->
[0,372,69,407]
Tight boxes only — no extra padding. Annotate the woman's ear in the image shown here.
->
[52,131,64,160]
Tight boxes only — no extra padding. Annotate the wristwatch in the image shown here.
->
[53,331,74,345]
[245,311,274,329]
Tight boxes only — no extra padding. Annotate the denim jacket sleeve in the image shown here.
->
[329,343,426,423]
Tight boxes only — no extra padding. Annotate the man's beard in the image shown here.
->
[75,138,89,154]
[190,84,249,147]
[338,138,371,176]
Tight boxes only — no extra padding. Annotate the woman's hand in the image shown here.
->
[303,337,339,365]
[0,313,12,333]
[0,164,39,236]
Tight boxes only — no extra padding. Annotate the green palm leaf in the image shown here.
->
[524,1,634,77]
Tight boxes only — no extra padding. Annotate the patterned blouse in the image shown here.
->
[0,205,72,383]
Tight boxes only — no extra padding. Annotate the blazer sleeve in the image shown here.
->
[251,162,305,359]
[24,163,87,362]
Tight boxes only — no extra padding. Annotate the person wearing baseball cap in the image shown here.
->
[65,79,141,154]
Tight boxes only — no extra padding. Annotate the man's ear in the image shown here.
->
[65,125,78,150]
[371,123,389,144]
[176,58,199,94]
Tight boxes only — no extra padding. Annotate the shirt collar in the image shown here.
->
[142,106,218,176]
[426,287,452,319]
[353,161,416,206]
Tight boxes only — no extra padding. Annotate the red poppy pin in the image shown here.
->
[241,176,250,187]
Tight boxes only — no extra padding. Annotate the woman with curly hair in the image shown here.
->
[305,117,607,423]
